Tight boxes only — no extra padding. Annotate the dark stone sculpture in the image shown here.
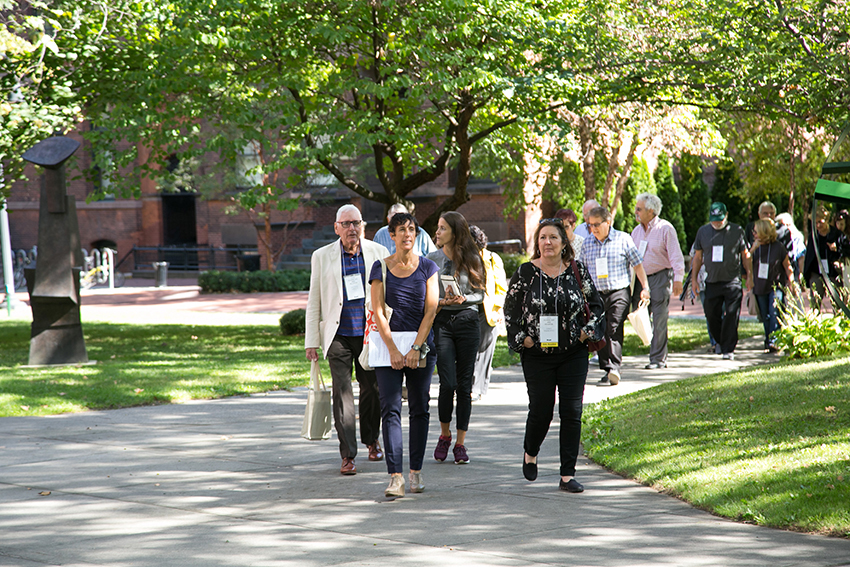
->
[22,136,89,366]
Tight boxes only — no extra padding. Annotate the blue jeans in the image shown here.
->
[375,354,436,474]
[755,289,783,348]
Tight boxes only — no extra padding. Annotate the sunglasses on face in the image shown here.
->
[588,221,607,228]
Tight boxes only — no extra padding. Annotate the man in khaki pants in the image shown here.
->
[305,204,389,475]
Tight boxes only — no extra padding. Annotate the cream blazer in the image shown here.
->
[304,238,390,357]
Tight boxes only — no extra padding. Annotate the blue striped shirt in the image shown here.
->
[337,244,366,337]
[579,227,643,292]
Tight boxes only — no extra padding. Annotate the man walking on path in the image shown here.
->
[572,199,600,240]
[305,204,389,475]
[372,203,437,256]
[579,206,650,386]
[690,202,752,360]
[630,193,685,369]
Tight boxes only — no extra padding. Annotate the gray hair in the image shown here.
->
[582,199,600,216]
[588,206,612,222]
[387,203,408,221]
[336,204,362,221]
[637,193,662,215]
[759,201,777,214]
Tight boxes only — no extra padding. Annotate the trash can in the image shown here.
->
[153,262,169,287]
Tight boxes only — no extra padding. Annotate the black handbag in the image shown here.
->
[570,261,606,353]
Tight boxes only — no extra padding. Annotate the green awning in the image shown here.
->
[813,178,850,207]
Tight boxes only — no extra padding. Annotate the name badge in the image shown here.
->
[712,245,724,263]
[595,256,609,279]
[343,273,365,300]
[758,262,769,279]
[540,315,559,347]
[821,259,830,274]
[638,240,648,257]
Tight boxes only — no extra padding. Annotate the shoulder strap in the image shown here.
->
[380,259,388,301]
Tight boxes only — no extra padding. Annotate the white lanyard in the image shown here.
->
[539,266,562,348]
[757,244,771,280]
[342,254,365,301]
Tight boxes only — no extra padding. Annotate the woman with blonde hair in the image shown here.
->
[748,219,793,352]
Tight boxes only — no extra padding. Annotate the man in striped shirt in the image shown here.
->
[579,206,650,386]
[630,193,685,369]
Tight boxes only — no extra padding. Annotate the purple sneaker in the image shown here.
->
[453,444,469,464]
[434,435,452,462]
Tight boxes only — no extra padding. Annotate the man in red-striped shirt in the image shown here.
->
[630,193,685,369]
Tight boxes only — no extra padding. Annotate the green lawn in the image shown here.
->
[491,317,763,368]
[0,321,324,417]
[581,355,850,537]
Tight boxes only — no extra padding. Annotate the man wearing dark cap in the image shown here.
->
[690,202,752,360]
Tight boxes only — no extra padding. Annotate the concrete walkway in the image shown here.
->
[2,287,849,566]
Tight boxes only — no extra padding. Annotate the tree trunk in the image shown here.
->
[608,136,639,219]
[579,116,596,201]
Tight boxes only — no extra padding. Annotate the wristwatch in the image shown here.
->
[411,343,430,358]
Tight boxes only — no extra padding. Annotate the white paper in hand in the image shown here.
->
[368,331,419,367]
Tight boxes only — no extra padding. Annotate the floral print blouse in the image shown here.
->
[504,260,605,354]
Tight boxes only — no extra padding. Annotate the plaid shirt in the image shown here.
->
[579,227,643,292]
[337,244,366,337]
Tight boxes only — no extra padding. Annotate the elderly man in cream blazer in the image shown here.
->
[305,204,390,475]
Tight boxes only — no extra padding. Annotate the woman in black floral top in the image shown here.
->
[504,218,605,493]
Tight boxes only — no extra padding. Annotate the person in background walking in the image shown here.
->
[579,206,650,385]
[748,219,794,353]
[504,218,605,493]
[373,203,437,256]
[428,212,485,465]
[555,208,584,258]
[802,207,842,310]
[775,213,807,282]
[834,209,850,289]
[690,202,752,360]
[368,212,439,498]
[305,204,388,476]
[630,193,685,369]
[469,225,508,401]
[572,199,600,241]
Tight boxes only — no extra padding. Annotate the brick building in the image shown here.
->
[5,127,535,276]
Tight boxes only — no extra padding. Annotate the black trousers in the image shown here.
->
[598,287,630,373]
[521,347,588,477]
[326,334,381,459]
[434,309,480,432]
[703,280,743,355]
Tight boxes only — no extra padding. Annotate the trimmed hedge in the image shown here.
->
[499,252,528,281]
[280,309,306,335]
[199,270,311,293]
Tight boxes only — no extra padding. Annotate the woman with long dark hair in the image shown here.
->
[504,218,605,492]
[428,211,485,464]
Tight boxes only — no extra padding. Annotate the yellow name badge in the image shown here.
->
[540,315,558,347]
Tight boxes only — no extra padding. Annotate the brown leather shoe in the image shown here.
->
[367,441,384,462]
[340,457,356,475]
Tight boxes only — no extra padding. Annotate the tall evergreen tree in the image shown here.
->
[654,153,687,252]
[712,158,749,228]
[677,152,710,250]
[614,157,654,234]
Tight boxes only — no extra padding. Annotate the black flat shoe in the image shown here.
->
[559,478,584,493]
[522,454,537,481]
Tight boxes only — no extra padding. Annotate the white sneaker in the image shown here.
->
[385,474,405,498]
[408,471,424,493]
[608,370,620,385]
[722,353,734,360]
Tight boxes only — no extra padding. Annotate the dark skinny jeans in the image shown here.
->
[522,346,589,477]
[434,309,480,432]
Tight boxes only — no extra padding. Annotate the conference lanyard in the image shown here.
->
[539,267,563,348]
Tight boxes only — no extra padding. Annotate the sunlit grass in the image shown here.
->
[0,321,328,417]
[581,356,850,537]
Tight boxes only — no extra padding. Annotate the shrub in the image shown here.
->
[773,290,850,358]
[280,309,307,335]
[199,270,311,293]
[499,252,528,280]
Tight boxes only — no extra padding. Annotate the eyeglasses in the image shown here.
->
[336,220,363,229]
[588,221,607,228]
[539,218,564,225]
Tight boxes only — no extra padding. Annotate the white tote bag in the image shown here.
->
[359,259,393,371]
[301,360,332,440]
[627,299,654,347]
